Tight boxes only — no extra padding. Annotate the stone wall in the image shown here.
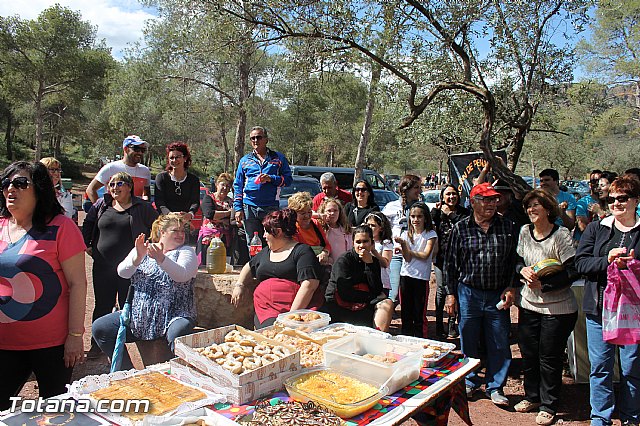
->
[193,270,256,329]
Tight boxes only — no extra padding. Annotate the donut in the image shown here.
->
[272,346,290,358]
[238,338,256,347]
[261,353,280,364]
[253,344,271,356]
[222,359,243,374]
[226,352,245,363]
[207,346,224,359]
[242,356,262,371]
[215,357,226,365]
[234,345,254,357]
[194,347,205,353]
[224,330,242,342]
[219,343,236,354]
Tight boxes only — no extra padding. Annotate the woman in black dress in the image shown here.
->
[344,179,379,227]
[230,209,324,328]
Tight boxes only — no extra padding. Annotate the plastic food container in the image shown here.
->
[283,367,387,418]
[275,309,330,331]
[391,336,456,367]
[311,322,391,340]
[323,334,423,394]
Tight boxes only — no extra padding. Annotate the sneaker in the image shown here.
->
[514,400,541,413]
[535,411,555,426]
[489,390,510,407]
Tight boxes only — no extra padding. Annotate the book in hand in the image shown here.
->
[531,258,563,277]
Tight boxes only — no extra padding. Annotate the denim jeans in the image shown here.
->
[243,204,279,250]
[457,282,512,394]
[586,313,640,426]
[92,312,195,371]
[389,254,402,302]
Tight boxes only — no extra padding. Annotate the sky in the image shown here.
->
[0,0,156,59]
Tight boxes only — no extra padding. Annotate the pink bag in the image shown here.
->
[603,259,640,345]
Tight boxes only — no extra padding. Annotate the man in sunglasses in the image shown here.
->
[233,126,292,249]
[575,169,602,242]
[86,135,152,203]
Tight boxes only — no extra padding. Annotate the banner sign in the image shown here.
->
[448,150,507,203]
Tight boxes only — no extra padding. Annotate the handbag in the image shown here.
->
[334,282,370,311]
[602,259,640,345]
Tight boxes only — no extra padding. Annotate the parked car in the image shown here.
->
[421,189,440,211]
[290,165,390,191]
[373,189,399,209]
[278,175,322,209]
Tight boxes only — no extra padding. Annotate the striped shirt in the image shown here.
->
[443,213,518,295]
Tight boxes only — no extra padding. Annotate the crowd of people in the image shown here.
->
[1,128,639,426]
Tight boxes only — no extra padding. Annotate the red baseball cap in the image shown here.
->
[470,182,500,199]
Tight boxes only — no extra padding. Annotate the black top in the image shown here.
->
[94,206,134,265]
[325,249,384,303]
[154,171,201,215]
[431,205,470,268]
[249,243,321,283]
[344,202,380,227]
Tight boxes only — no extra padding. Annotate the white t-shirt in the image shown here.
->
[399,229,438,280]
[375,239,394,289]
[95,161,151,198]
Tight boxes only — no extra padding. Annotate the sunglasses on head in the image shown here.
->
[1,176,30,190]
[108,181,127,188]
[605,195,631,204]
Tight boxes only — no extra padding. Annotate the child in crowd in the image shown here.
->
[394,202,437,338]
[364,211,394,297]
[318,197,352,263]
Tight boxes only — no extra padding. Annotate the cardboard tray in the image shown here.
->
[174,325,300,387]
[170,358,296,405]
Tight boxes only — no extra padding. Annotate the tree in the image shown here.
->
[0,5,114,160]
[214,0,588,194]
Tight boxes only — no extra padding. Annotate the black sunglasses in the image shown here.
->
[605,195,631,204]
[1,177,30,190]
[130,146,147,153]
[250,135,264,141]
[354,187,368,192]
[108,181,128,188]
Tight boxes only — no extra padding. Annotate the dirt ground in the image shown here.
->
[15,207,600,425]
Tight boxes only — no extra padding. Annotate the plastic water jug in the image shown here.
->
[206,236,227,274]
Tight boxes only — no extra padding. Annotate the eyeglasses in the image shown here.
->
[354,187,368,192]
[166,228,186,234]
[473,196,500,204]
[1,177,30,190]
[130,146,147,153]
[250,135,264,141]
[108,181,128,188]
[168,155,183,161]
[605,195,631,204]
[48,168,63,174]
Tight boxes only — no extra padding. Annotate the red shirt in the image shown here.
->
[312,188,352,211]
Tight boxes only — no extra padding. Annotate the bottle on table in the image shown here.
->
[249,231,262,257]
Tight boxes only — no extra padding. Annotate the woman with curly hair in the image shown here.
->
[382,174,423,302]
[154,142,201,221]
[318,197,352,263]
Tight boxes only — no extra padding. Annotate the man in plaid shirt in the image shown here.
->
[443,182,518,407]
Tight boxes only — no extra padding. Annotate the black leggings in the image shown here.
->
[0,345,72,411]
[92,261,130,322]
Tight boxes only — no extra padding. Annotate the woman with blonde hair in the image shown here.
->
[318,197,352,263]
[40,157,75,220]
[288,191,332,266]
[92,213,198,370]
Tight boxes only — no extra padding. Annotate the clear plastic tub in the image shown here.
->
[275,309,330,331]
[311,322,391,340]
[322,334,423,394]
[391,335,456,367]
[283,367,387,418]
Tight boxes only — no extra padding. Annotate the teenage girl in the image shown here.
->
[364,211,394,295]
[394,202,437,338]
[318,197,352,263]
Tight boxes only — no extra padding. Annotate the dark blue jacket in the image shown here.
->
[233,148,292,211]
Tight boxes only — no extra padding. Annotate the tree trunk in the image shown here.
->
[354,62,381,184]
[218,92,230,173]
[506,104,534,171]
[5,110,13,160]
[34,88,44,161]
[233,58,250,169]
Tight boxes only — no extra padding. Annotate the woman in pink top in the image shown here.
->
[0,161,87,410]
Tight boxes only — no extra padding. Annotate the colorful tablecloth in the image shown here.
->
[212,353,473,425]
